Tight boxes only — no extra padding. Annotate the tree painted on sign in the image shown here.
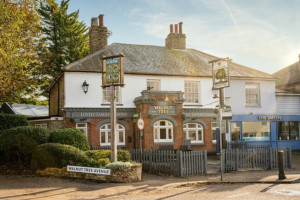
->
[215,68,227,84]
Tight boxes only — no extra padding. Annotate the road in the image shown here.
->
[0,174,300,200]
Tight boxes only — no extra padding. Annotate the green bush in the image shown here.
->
[31,143,95,170]
[85,150,131,162]
[0,113,28,131]
[0,126,50,164]
[98,158,110,167]
[49,128,90,151]
[106,161,133,170]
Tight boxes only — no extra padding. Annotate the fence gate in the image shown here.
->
[128,150,207,176]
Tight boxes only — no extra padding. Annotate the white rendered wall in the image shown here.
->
[64,72,215,108]
[225,79,276,115]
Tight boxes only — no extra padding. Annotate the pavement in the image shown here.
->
[179,154,300,185]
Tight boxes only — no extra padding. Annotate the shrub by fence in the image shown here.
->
[222,147,292,172]
[0,113,28,131]
[128,150,207,176]
[49,128,90,151]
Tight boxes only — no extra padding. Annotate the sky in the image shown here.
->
[67,0,300,74]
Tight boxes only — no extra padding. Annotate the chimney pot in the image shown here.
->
[99,14,104,27]
[175,24,178,33]
[91,17,98,26]
[170,24,173,33]
[179,22,183,33]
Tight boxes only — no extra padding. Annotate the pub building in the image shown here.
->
[46,14,300,153]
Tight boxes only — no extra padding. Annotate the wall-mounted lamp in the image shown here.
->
[212,88,219,98]
[82,80,89,94]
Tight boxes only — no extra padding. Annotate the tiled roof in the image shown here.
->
[62,43,275,79]
[273,61,300,87]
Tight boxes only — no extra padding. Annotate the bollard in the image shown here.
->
[278,150,286,180]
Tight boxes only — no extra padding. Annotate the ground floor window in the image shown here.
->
[100,124,125,146]
[278,121,300,140]
[154,120,173,143]
[183,123,204,144]
[76,123,87,137]
[231,122,241,141]
[242,121,270,141]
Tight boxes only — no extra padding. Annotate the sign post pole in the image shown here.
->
[209,57,231,182]
[137,116,144,163]
[102,53,125,163]
[110,85,117,162]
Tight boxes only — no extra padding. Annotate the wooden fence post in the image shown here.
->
[204,150,207,174]
[177,150,183,177]
[269,147,272,169]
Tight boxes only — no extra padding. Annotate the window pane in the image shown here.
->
[77,123,86,128]
[245,83,260,106]
[108,132,111,143]
[101,132,106,143]
[198,130,202,141]
[119,131,124,143]
[189,130,196,140]
[231,122,240,141]
[188,124,196,128]
[185,81,199,104]
[160,128,166,139]
[168,128,172,139]
[212,130,216,141]
[242,122,270,141]
[160,121,165,126]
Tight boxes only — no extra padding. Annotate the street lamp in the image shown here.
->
[82,80,89,94]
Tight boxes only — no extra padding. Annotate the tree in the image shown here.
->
[0,0,42,103]
[38,0,89,80]
[215,68,227,84]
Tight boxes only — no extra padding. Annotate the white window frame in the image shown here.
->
[35,123,47,129]
[184,123,204,144]
[153,120,173,143]
[147,79,160,91]
[184,81,200,104]
[245,82,260,106]
[211,121,217,144]
[76,123,88,137]
[100,124,125,146]
[102,86,122,104]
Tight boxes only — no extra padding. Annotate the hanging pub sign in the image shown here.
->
[210,58,230,89]
[102,53,125,88]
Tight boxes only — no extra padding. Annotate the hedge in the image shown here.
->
[49,128,90,151]
[0,126,50,163]
[85,150,131,162]
[0,113,28,131]
[31,143,95,170]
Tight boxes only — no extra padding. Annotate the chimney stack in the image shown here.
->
[170,24,173,33]
[89,14,109,54]
[99,14,104,27]
[165,22,186,49]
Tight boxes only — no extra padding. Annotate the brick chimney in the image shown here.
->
[165,22,186,49]
[89,14,109,54]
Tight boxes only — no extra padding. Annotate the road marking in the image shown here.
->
[272,190,300,196]
[228,192,249,198]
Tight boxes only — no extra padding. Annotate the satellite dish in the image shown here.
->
[107,30,113,37]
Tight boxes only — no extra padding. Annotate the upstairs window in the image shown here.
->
[147,79,160,91]
[245,83,260,106]
[184,81,200,104]
[103,86,121,104]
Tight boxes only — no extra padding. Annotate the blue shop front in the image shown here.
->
[230,114,300,150]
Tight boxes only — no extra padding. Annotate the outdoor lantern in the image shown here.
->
[82,80,89,94]
[212,88,219,98]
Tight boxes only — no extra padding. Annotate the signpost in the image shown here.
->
[137,117,144,162]
[102,53,125,162]
[210,57,231,181]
